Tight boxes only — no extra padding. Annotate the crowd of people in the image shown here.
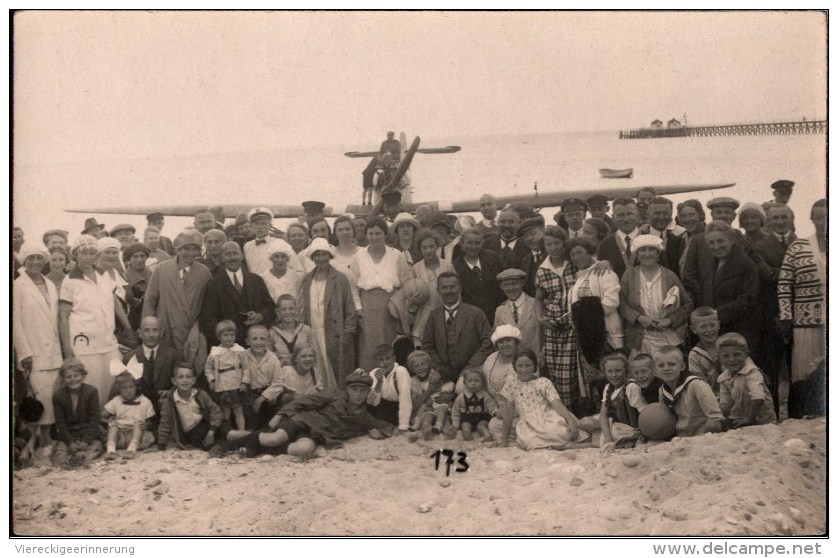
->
[12,179,827,464]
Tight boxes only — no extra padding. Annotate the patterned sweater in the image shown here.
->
[777,237,825,328]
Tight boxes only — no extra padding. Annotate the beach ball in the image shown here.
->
[638,403,677,441]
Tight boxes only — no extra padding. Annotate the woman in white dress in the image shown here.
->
[484,325,522,442]
[352,218,411,372]
[59,235,124,408]
[14,243,64,452]
[331,215,362,310]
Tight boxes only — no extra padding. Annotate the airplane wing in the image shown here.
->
[345,182,736,215]
[64,204,335,220]
[344,145,460,158]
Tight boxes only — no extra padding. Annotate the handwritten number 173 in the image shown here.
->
[430,449,469,476]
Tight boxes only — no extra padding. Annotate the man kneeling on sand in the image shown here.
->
[213,369,395,458]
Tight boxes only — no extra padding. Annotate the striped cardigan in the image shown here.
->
[777,237,825,328]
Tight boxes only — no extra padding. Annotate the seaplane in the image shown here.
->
[66,133,735,220]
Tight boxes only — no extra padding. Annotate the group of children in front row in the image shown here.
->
[24,302,778,467]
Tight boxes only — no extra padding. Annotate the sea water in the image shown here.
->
[13,131,826,239]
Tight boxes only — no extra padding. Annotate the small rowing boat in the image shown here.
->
[599,168,633,178]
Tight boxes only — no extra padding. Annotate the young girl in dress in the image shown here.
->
[500,349,590,451]
[276,344,321,403]
[269,294,314,367]
[205,320,249,429]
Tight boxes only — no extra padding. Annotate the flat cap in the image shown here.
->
[345,369,373,388]
[496,268,527,282]
[173,230,204,250]
[146,212,164,221]
[110,223,136,236]
[429,212,452,230]
[706,197,740,210]
[516,214,546,237]
[247,207,274,222]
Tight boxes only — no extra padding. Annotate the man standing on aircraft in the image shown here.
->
[379,131,401,160]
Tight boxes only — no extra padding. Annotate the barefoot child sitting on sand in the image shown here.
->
[717,333,777,429]
[500,349,590,451]
[102,370,156,459]
[406,350,455,440]
[51,358,104,468]
[451,368,497,442]
[219,370,395,458]
[655,345,723,437]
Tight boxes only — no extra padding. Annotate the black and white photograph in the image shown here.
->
[9,9,828,539]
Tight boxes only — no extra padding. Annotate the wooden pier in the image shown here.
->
[619,120,826,139]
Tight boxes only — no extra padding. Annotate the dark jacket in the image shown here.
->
[123,344,178,404]
[453,251,506,322]
[421,302,493,383]
[52,384,102,445]
[157,387,223,449]
[518,249,547,297]
[597,232,634,280]
[200,269,276,346]
[484,235,529,270]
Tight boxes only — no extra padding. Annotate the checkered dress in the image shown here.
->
[535,262,581,407]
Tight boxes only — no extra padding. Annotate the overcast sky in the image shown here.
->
[14,10,826,164]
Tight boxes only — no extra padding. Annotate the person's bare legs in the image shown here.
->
[460,422,474,441]
[104,424,119,460]
[476,421,492,442]
[232,404,246,431]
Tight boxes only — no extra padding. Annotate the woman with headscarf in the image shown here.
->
[46,246,72,290]
[259,238,302,303]
[299,238,357,391]
[485,325,522,442]
[123,242,152,331]
[14,243,64,453]
[352,218,411,372]
[619,235,694,354]
[59,235,124,407]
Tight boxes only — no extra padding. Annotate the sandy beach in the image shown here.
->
[12,417,825,537]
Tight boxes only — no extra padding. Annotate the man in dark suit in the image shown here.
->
[752,204,796,416]
[121,316,177,429]
[484,206,529,270]
[517,214,547,297]
[422,272,493,386]
[646,196,686,276]
[453,229,505,322]
[200,241,275,347]
[597,197,640,280]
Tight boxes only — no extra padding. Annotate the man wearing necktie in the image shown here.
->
[596,197,640,280]
[555,197,588,239]
[453,230,505,322]
[200,241,275,348]
[122,316,177,429]
[752,204,797,417]
[516,213,547,297]
[493,268,540,355]
[422,272,493,386]
[484,207,528,269]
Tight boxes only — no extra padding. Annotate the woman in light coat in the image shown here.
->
[14,243,65,451]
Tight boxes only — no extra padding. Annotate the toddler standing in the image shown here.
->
[205,320,249,429]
